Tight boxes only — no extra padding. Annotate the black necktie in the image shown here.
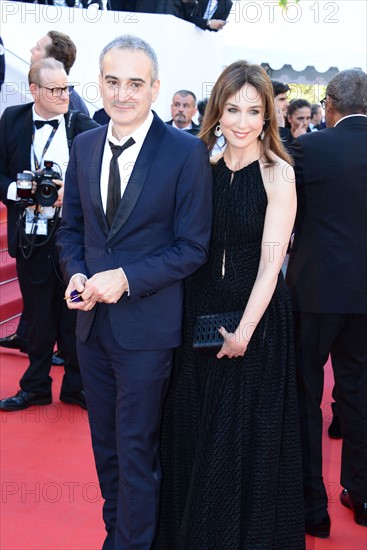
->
[106,137,135,228]
[34,119,59,130]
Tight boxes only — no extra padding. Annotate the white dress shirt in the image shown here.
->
[203,0,218,19]
[100,110,154,213]
[172,120,193,131]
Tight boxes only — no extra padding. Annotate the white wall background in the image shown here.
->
[1,0,366,117]
[222,0,367,73]
[0,1,224,119]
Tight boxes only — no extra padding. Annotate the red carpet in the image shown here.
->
[0,344,366,549]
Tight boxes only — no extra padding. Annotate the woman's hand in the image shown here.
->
[217,327,248,359]
[293,121,308,138]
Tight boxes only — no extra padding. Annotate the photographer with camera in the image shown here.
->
[0,58,99,411]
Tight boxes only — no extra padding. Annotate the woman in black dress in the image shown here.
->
[157,61,305,550]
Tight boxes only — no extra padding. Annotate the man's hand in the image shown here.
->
[207,19,226,30]
[52,179,64,207]
[65,274,92,310]
[84,269,128,304]
[276,107,285,127]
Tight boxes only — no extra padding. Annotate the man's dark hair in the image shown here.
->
[311,103,321,117]
[326,69,367,116]
[46,31,76,75]
[271,80,290,97]
[197,98,208,118]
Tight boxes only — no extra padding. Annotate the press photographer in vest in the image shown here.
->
[0,58,99,411]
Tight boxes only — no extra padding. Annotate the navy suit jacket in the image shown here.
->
[57,112,213,349]
[286,116,367,314]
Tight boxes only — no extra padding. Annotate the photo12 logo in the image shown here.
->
[229,1,339,24]
[1,481,101,504]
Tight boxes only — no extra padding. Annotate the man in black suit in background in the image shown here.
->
[183,0,232,31]
[286,69,367,537]
[0,30,91,357]
[30,30,89,115]
[166,89,200,135]
[0,58,99,411]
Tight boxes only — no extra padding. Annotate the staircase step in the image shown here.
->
[0,250,17,282]
[0,316,22,339]
[0,203,7,224]
[0,220,8,250]
[0,279,23,324]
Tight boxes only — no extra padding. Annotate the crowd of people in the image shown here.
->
[0,24,366,550]
[17,0,233,31]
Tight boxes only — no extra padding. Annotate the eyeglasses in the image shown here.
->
[320,95,338,109]
[38,85,73,98]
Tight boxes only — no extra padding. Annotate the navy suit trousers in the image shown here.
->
[77,304,173,550]
[294,311,367,521]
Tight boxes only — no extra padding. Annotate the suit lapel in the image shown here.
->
[89,126,110,236]
[19,106,34,171]
[107,113,167,243]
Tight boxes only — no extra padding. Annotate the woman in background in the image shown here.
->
[287,98,312,139]
[157,61,305,549]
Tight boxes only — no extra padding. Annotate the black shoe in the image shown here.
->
[305,512,330,538]
[340,489,367,526]
[60,390,87,410]
[328,414,342,439]
[0,333,28,353]
[0,389,52,411]
[52,351,65,366]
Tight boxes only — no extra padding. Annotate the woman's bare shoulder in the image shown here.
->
[260,152,295,191]
[260,151,292,171]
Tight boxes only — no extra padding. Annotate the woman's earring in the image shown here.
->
[214,124,222,138]
[260,121,266,141]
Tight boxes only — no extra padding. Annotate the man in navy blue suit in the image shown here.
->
[57,35,212,549]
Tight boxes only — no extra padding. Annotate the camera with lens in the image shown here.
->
[16,161,62,207]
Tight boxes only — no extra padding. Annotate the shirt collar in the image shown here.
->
[172,120,192,130]
[334,113,367,127]
[107,110,154,147]
[32,105,64,123]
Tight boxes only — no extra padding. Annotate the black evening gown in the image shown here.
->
[157,158,305,550]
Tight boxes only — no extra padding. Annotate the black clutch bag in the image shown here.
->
[193,311,243,351]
